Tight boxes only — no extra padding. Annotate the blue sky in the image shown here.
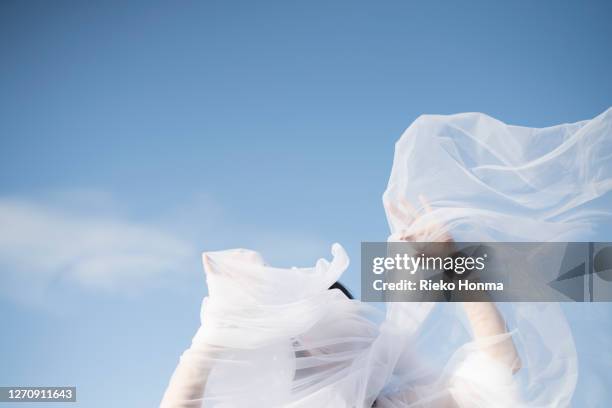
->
[0,1,611,407]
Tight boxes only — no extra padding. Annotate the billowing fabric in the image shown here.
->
[383,108,612,242]
[161,108,611,407]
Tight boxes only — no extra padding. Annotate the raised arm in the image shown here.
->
[160,303,224,407]
[385,196,521,372]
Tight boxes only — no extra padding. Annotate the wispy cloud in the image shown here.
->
[0,195,196,302]
[0,190,332,304]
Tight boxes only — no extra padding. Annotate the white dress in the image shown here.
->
[161,108,612,407]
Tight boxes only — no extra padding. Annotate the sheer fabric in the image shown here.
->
[162,246,523,407]
[161,108,611,407]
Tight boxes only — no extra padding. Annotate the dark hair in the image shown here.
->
[329,281,354,299]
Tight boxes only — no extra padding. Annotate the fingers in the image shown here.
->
[387,195,451,243]
[386,195,436,228]
[386,201,414,226]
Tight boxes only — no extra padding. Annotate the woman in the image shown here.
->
[160,200,521,407]
[161,108,611,407]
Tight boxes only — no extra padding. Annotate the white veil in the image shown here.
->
[161,108,612,407]
[383,108,612,242]
[380,107,612,406]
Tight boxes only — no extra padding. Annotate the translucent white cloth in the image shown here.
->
[161,108,611,407]
[162,246,523,407]
[384,108,612,242]
[380,107,611,406]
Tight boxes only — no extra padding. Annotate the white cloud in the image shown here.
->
[0,191,334,305]
[0,197,196,297]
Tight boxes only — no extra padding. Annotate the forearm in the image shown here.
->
[462,302,521,373]
[160,327,221,408]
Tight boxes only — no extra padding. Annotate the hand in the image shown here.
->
[385,194,455,257]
